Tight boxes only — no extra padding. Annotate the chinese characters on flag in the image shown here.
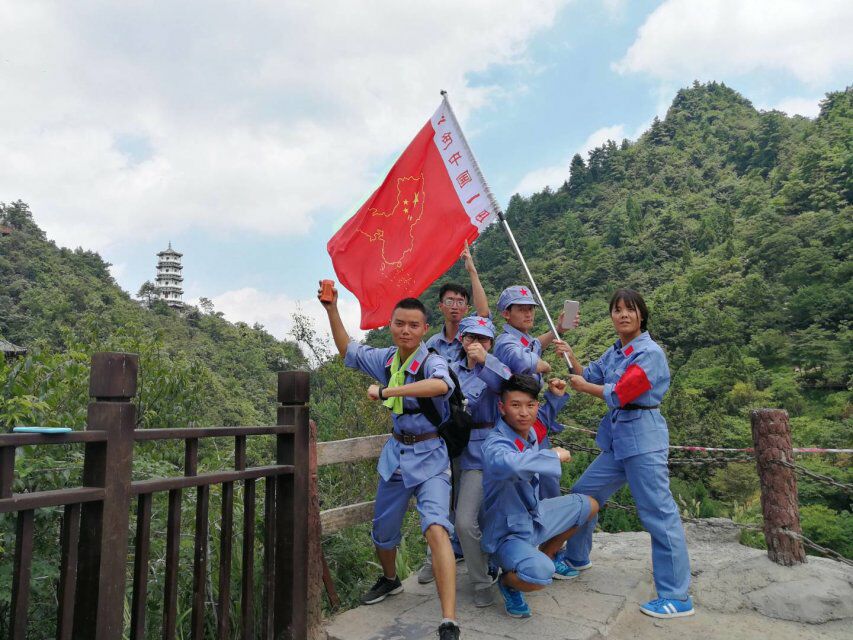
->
[327,98,498,329]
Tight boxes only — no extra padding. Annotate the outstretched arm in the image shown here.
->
[569,376,604,400]
[318,281,349,358]
[568,350,608,400]
[461,241,490,317]
[538,308,580,349]
[483,440,562,482]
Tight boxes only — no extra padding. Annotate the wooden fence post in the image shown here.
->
[751,408,806,566]
[306,420,331,638]
[276,371,310,640]
[74,352,138,640]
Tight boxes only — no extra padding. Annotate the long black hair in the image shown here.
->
[609,288,649,332]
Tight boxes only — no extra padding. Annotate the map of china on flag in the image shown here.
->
[327,98,498,329]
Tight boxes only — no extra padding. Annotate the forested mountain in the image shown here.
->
[409,81,851,456]
[0,200,305,429]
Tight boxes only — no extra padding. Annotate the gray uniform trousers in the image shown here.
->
[455,469,491,591]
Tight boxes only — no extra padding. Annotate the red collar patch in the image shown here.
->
[385,355,395,367]
[624,345,634,356]
[520,336,530,347]
[410,359,421,372]
[514,438,525,451]
[533,419,547,443]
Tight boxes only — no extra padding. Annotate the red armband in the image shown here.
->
[614,364,651,405]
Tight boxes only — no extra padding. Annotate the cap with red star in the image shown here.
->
[497,285,541,312]
[458,315,496,339]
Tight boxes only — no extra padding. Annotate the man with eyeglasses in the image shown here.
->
[425,242,490,364]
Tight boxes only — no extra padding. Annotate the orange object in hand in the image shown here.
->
[320,279,335,303]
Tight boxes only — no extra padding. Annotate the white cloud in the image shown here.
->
[614,0,853,85]
[762,96,823,118]
[108,262,127,285]
[601,0,628,18]
[512,163,572,196]
[0,1,570,252]
[513,124,626,194]
[207,287,367,349]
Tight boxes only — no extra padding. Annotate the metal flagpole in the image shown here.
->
[440,91,577,374]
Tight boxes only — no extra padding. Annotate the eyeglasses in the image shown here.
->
[461,334,492,344]
[441,298,468,308]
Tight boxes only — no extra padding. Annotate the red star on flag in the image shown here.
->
[520,288,528,296]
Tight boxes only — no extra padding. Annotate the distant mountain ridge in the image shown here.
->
[0,201,305,427]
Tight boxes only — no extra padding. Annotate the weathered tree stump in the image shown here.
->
[751,408,806,565]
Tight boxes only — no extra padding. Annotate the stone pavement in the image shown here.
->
[324,519,853,640]
[327,519,853,640]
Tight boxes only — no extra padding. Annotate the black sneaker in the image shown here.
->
[360,575,403,605]
[437,621,461,640]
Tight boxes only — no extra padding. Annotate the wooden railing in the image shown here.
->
[0,352,310,640]
[316,434,392,534]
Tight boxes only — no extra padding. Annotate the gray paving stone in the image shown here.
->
[546,585,627,625]
[325,521,853,640]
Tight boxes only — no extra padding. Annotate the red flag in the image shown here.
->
[327,98,497,329]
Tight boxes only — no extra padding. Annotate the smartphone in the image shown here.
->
[559,300,579,332]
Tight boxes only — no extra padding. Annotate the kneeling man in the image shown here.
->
[481,374,599,618]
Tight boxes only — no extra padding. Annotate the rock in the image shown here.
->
[326,521,853,639]
[684,518,744,544]
[694,550,853,624]
[747,575,853,624]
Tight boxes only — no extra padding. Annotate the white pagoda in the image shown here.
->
[154,242,184,308]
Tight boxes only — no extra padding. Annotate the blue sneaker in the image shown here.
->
[498,579,531,618]
[640,596,695,619]
[554,549,592,570]
[552,559,580,580]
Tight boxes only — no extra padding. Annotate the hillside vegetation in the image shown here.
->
[413,82,851,456]
[0,200,305,429]
[0,201,306,636]
[0,82,850,629]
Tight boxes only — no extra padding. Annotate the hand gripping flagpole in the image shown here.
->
[440,91,577,375]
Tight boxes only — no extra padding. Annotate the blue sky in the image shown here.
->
[1,0,850,340]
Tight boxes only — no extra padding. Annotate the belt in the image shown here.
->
[472,421,494,429]
[622,404,660,410]
[392,431,439,445]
